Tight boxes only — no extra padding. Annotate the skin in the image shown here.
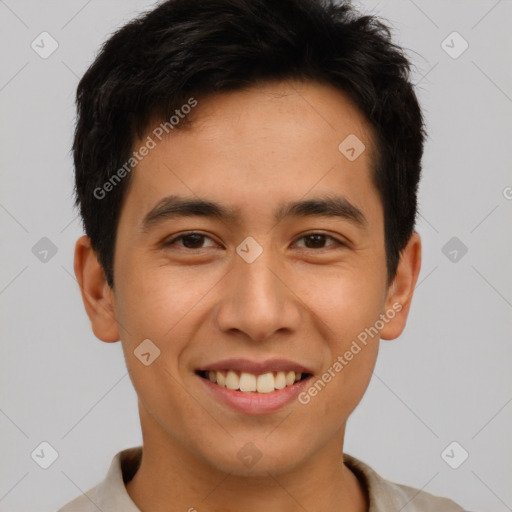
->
[74,79,421,512]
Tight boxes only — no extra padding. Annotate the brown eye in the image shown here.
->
[181,234,206,248]
[294,233,343,249]
[164,232,217,250]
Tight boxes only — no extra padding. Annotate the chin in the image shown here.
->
[199,437,308,477]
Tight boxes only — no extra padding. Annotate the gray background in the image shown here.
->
[1,0,511,510]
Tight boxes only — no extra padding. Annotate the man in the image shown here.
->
[58,0,463,510]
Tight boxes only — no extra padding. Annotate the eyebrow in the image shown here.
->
[141,194,367,231]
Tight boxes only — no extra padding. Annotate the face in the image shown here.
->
[76,79,420,477]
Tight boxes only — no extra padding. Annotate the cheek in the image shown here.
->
[113,264,205,427]
[301,332,379,425]
[296,260,387,336]
[296,264,384,406]
[114,258,206,341]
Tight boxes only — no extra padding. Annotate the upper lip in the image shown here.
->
[196,358,313,375]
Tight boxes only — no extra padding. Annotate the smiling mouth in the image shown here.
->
[197,370,311,393]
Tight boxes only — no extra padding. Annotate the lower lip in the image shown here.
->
[198,374,312,414]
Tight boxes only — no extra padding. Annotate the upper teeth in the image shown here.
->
[207,370,302,393]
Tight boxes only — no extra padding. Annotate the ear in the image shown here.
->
[380,232,422,340]
[74,235,120,342]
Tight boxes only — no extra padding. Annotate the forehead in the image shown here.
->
[179,79,374,158]
[121,79,380,227]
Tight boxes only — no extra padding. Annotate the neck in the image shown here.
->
[126,408,368,512]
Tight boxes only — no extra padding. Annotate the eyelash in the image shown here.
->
[163,232,346,251]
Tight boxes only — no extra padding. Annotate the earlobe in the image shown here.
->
[380,232,422,340]
[74,235,120,343]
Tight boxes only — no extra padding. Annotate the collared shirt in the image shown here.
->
[57,446,464,511]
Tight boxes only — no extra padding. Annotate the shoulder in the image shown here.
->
[382,480,465,512]
[343,453,464,512]
[56,482,104,512]
[57,447,142,512]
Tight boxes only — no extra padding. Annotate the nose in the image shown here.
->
[214,248,302,342]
